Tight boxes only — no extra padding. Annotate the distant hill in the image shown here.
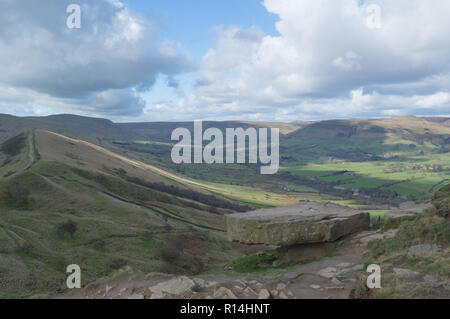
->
[1,114,449,297]
[282,116,450,163]
[1,113,449,204]
[2,114,449,162]
[0,114,304,144]
[421,116,450,127]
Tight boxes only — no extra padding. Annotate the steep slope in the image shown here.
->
[0,131,252,298]
[0,132,35,179]
[361,185,450,299]
[34,130,260,207]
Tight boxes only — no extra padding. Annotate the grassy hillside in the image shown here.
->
[114,116,450,205]
[34,130,318,208]
[362,185,450,298]
[2,115,449,159]
[282,116,450,164]
[2,114,449,208]
[0,115,449,298]
[280,116,450,204]
[283,153,450,200]
[0,131,254,298]
[0,133,31,179]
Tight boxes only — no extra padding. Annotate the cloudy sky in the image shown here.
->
[0,0,449,122]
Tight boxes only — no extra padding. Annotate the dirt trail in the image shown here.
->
[24,131,36,171]
[56,229,391,300]
[101,189,226,232]
[42,131,221,192]
[38,173,226,233]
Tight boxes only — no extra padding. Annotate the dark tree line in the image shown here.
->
[125,175,252,212]
[280,171,403,205]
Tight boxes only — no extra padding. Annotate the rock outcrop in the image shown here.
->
[226,202,370,246]
[149,276,196,296]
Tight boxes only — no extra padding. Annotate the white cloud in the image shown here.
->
[332,51,363,72]
[0,0,194,118]
[1,0,450,121]
[150,0,450,121]
[414,92,450,109]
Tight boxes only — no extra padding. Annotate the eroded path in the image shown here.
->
[24,131,36,171]
[56,229,393,300]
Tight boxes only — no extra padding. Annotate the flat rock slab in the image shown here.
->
[226,202,370,246]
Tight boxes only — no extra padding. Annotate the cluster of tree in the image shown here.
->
[384,163,444,174]
[280,171,403,205]
[119,143,172,163]
[404,132,450,149]
[357,187,404,203]
[125,175,251,212]
[73,167,241,214]
[280,171,352,196]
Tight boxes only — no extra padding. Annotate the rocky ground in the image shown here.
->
[55,227,393,299]
[53,199,449,300]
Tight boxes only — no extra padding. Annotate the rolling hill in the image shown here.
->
[0,130,255,298]
[282,116,450,163]
[1,114,449,206]
[2,114,449,164]
[0,114,449,298]
[0,114,304,144]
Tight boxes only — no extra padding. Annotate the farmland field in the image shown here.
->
[282,153,450,199]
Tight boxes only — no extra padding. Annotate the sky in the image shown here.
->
[0,0,449,122]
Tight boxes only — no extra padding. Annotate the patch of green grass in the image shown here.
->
[231,251,279,273]
[0,164,242,297]
[283,153,450,199]
[364,186,450,298]
[366,210,390,217]
[370,213,449,258]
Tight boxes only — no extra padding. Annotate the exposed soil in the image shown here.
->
[53,229,390,300]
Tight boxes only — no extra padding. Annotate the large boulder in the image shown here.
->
[226,202,370,246]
